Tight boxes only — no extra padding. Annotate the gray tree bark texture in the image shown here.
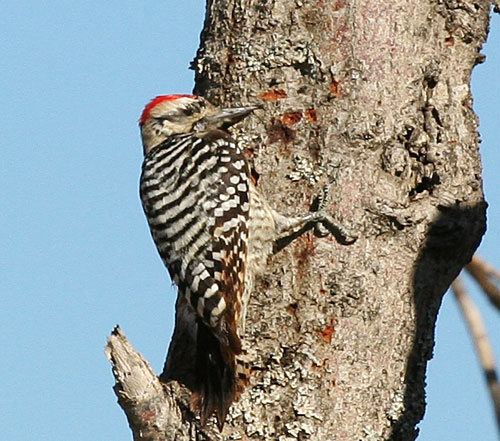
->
[107,1,494,440]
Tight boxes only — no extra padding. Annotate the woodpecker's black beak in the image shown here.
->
[210,104,262,129]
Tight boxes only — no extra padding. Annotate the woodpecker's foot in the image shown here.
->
[312,212,357,245]
[272,182,357,253]
[309,183,357,245]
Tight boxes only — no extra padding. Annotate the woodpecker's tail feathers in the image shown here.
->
[191,320,249,431]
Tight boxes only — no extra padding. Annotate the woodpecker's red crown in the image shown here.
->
[139,94,197,125]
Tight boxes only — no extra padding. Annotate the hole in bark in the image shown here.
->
[426,77,437,89]
[293,61,314,77]
[431,107,442,126]
[410,173,440,196]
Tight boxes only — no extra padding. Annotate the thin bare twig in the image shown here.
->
[465,254,500,313]
[452,278,500,436]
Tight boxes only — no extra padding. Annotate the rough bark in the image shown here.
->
[108,1,493,440]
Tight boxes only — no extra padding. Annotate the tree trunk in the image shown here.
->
[107,1,492,440]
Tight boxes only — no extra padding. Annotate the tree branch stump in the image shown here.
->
[106,327,211,441]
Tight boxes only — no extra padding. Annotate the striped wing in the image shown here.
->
[139,130,249,348]
[140,130,250,427]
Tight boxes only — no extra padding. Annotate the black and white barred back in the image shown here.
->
[140,129,251,428]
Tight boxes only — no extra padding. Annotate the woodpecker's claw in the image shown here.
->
[313,213,358,245]
[309,183,357,245]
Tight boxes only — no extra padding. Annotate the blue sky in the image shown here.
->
[1,2,498,440]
